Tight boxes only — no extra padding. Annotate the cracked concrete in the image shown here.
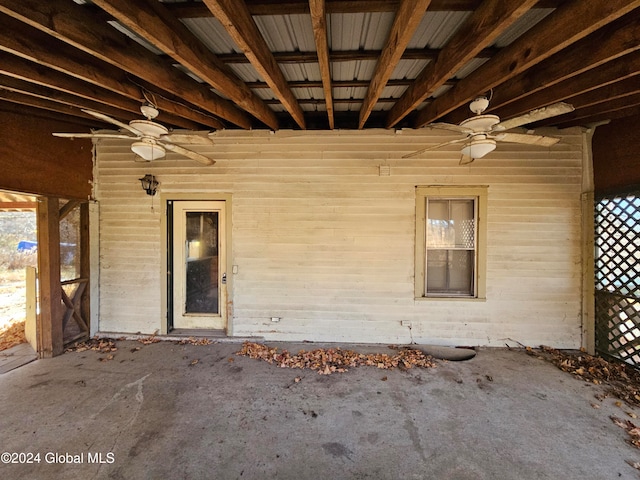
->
[0,340,639,479]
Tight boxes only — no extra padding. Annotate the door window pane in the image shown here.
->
[185,212,218,314]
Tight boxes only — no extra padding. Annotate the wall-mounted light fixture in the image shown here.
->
[139,174,159,196]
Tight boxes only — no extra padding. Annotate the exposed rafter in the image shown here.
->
[165,0,563,16]
[202,0,306,129]
[89,0,278,130]
[215,47,499,64]
[493,51,640,123]
[386,0,538,128]
[0,51,223,129]
[477,11,640,120]
[359,0,432,129]
[533,88,640,129]
[413,0,640,128]
[309,0,334,129]
[0,0,635,132]
[0,0,249,128]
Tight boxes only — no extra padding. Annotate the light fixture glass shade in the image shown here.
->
[131,141,166,161]
[461,138,496,159]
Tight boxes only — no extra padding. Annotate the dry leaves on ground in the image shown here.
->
[65,337,118,354]
[138,335,161,345]
[0,319,26,351]
[236,341,437,375]
[528,345,640,407]
[611,415,640,449]
[175,337,213,346]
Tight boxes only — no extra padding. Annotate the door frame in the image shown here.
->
[160,193,233,335]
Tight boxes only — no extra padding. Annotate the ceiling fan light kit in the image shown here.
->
[131,140,166,161]
[403,97,574,163]
[460,137,496,159]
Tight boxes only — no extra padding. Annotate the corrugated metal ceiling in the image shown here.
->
[110,3,564,116]
[177,5,561,115]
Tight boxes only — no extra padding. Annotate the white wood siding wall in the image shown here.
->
[95,128,584,347]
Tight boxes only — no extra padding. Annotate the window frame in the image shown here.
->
[415,186,488,300]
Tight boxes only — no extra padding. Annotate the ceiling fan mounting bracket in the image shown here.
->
[140,104,160,121]
[469,96,489,115]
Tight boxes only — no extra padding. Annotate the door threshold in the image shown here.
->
[170,328,227,337]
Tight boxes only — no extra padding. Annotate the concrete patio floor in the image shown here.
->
[1,339,639,480]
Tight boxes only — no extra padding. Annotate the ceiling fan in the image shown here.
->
[53,105,215,166]
[403,96,575,164]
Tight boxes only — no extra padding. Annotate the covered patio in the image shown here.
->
[0,339,639,479]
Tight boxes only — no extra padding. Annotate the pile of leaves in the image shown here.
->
[236,341,436,375]
[528,345,640,407]
[65,337,118,354]
[0,320,26,352]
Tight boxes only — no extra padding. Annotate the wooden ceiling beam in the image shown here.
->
[264,97,415,105]
[0,15,141,100]
[203,0,306,129]
[555,104,640,129]
[90,0,277,130]
[481,11,640,116]
[412,0,640,128]
[0,51,141,114]
[0,53,215,130]
[531,83,640,128]
[246,78,456,89]
[0,74,208,130]
[165,0,562,16]
[0,101,100,128]
[0,74,150,124]
[0,0,249,128]
[0,89,110,123]
[492,50,640,124]
[359,0,432,128]
[386,0,537,128]
[0,19,222,130]
[216,47,498,64]
[309,0,334,129]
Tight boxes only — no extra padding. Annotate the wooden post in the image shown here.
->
[37,196,63,357]
[24,266,38,352]
[80,202,90,332]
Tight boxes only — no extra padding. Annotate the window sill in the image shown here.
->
[414,296,486,302]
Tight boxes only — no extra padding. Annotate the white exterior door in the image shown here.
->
[172,200,226,330]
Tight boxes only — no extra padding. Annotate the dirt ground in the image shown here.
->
[0,271,27,351]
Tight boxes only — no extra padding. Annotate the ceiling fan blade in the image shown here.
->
[429,122,473,135]
[494,132,560,147]
[81,109,144,137]
[493,102,575,131]
[52,132,134,140]
[160,133,214,145]
[459,155,474,165]
[163,142,215,166]
[402,137,469,158]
